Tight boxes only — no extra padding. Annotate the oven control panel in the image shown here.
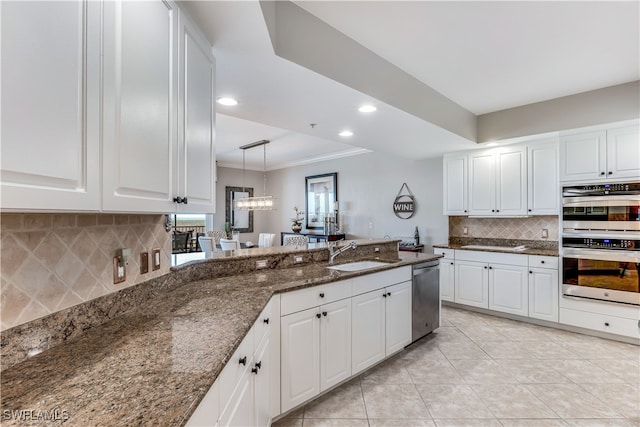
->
[563,182,640,197]
[563,237,637,250]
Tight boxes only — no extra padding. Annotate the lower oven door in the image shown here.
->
[562,248,640,305]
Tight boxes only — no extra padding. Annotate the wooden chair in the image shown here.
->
[258,233,275,248]
[283,235,309,246]
[220,238,240,250]
[172,231,190,253]
[198,236,215,254]
[207,230,228,247]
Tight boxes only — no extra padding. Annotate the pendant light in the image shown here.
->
[234,139,275,211]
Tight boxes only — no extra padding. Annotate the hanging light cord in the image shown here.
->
[263,143,267,196]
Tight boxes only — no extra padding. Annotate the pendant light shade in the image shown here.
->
[234,139,276,211]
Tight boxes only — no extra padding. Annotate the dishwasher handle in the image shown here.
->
[412,260,439,276]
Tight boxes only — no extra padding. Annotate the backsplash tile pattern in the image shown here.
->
[1,214,171,331]
[449,216,559,241]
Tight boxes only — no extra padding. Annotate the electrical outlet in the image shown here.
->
[152,248,161,271]
[541,228,549,239]
[140,252,149,274]
[374,247,380,253]
[463,226,469,236]
[293,255,304,264]
[113,257,126,284]
[256,260,268,269]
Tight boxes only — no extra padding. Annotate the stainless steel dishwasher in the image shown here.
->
[412,260,440,342]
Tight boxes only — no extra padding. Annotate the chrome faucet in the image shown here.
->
[328,241,357,264]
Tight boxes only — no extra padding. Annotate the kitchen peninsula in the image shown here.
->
[1,240,439,426]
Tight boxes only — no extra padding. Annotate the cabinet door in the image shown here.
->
[351,290,386,375]
[186,380,219,427]
[102,0,179,212]
[440,258,455,302]
[385,281,412,355]
[454,261,488,308]
[443,154,468,215]
[320,299,351,391]
[606,125,640,179]
[488,264,528,316]
[495,147,527,216]
[528,267,559,322]
[218,366,254,427]
[254,332,271,427]
[468,151,495,215]
[280,308,320,413]
[559,131,606,182]
[178,10,216,213]
[527,141,559,215]
[0,1,101,211]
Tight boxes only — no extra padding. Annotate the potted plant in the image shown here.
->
[290,206,304,233]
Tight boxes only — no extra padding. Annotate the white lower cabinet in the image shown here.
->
[280,298,352,413]
[560,293,640,339]
[455,260,489,308]
[434,249,455,302]
[450,250,560,321]
[488,263,528,316]
[528,255,559,322]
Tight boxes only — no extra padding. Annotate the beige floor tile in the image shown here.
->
[471,384,558,418]
[433,419,502,427]
[578,383,640,419]
[448,359,518,384]
[496,359,571,384]
[361,384,431,419]
[302,419,369,427]
[405,358,466,385]
[457,324,510,342]
[273,417,304,427]
[369,419,436,426]
[437,341,491,360]
[428,326,475,344]
[499,419,569,426]
[402,340,449,363]
[526,383,623,418]
[564,419,640,426]
[518,340,581,359]
[304,380,366,419]
[498,325,559,341]
[477,340,537,360]
[588,358,640,384]
[416,384,495,419]
[360,355,413,385]
[550,359,627,384]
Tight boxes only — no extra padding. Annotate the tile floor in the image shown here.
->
[273,306,640,427]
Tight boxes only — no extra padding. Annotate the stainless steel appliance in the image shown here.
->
[562,181,640,305]
[412,260,440,342]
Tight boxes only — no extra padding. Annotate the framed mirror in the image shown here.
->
[225,186,254,233]
[305,172,337,229]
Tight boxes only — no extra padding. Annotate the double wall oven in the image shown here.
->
[562,182,640,306]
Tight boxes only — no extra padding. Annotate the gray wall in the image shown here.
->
[261,152,447,252]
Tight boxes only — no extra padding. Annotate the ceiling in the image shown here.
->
[182,1,639,171]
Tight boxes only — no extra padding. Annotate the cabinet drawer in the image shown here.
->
[560,308,640,339]
[455,250,527,266]
[434,248,454,258]
[254,299,273,349]
[281,280,351,316]
[560,295,640,320]
[351,266,411,296]
[219,326,254,412]
[528,255,558,269]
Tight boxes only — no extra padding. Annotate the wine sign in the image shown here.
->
[393,183,416,219]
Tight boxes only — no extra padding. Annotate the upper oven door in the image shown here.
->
[562,196,640,232]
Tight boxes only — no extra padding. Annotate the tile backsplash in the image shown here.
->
[449,216,559,241]
[1,214,171,331]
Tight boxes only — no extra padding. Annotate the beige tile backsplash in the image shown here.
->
[449,216,559,241]
[1,214,171,331]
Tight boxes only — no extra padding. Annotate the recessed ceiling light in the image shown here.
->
[339,130,354,137]
[217,97,238,106]
[358,105,377,113]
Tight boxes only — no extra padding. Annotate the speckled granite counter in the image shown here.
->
[1,242,438,426]
[434,237,558,257]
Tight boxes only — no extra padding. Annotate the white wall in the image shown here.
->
[262,152,447,252]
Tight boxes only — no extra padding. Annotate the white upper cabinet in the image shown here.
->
[102,1,215,213]
[102,0,178,213]
[177,10,216,213]
[527,140,559,215]
[560,124,639,182]
[0,1,101,211]
[443,154,468,215]
[469,146,527,216]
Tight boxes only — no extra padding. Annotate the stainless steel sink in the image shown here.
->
[327,260,391,272]
[461,245,527,252]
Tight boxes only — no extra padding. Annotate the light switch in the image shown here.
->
[152,248,161,270]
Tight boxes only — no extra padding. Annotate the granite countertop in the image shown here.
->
[433,239,558,257]
[1,251,438,427]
